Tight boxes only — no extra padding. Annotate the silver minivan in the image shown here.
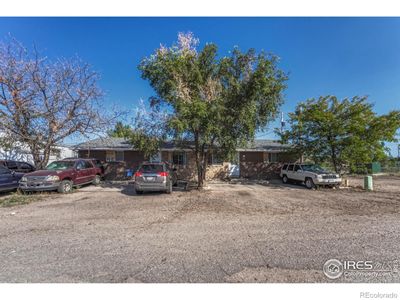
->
[133,162,177,194]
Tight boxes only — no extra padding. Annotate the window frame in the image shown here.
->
[0,166,11,174]
[106,151,116,162]
[269,153,278,163]
[172,151,186,166]
[207,153,223,165]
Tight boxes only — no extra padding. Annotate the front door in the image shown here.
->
[292,164,304,181]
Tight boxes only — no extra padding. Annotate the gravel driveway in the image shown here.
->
[0,176,399,283]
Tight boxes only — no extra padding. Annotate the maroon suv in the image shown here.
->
[19,159,102,193]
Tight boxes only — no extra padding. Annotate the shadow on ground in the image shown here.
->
[227,178,307,190]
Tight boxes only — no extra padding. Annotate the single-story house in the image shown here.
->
[74,137,299,180]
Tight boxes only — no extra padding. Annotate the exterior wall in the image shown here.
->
[239,151,300,179]
[78,150,107,161]
[161,150,229,182]
[124,150,145,169]
[78,149,145,180]
[77,148,298,181]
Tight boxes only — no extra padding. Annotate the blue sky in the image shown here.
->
[0,17,399,155]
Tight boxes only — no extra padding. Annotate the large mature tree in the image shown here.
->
[137,32,287,187]
[279,96,400,173]
[107,121,132,138]
[0,38,110,169]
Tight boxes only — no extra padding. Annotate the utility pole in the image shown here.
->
[280,111,285,133]
[398,144,400,160]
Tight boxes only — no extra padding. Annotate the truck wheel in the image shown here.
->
[305,177,315,190]
[93,175,101,186]
[58,180,73,193]
[282,175,289,184]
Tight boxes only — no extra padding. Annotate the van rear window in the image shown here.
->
[139,164,164,173]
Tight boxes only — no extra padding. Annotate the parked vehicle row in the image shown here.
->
[280,163,341,189]
[0,158,342,194]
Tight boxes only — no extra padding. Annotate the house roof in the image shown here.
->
[236,139,291,152]
[74,137,132,150]
[74,137,290,152]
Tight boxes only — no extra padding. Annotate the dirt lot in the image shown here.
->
[0,176,400,283]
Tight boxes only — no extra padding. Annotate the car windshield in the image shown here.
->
[46,161,75,170]
[301,165,328,173]
[139,164,164,173]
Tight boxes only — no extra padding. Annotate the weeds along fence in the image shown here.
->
[351,161,400,175]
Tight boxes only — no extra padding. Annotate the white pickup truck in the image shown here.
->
[280,163,341,189]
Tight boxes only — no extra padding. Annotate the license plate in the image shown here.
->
[145,176,155,181]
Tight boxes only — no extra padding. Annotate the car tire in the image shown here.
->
[282,175,288,184]
[305,177,315,190]
[166,182,172,194]
[58,180,73,194]
[93,175,101,186]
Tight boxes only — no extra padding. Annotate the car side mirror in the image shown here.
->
[297,169,303,173]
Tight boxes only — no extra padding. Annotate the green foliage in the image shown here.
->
[279,96,400,173]
[0,193,43,208]
[107,122,133,138]
[137,32,287,186]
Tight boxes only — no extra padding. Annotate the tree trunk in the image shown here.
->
[31,147,42,170]
[30,144,51,170]
[330,144,338,173]
[41,146,51,169]
[196,155,204,188]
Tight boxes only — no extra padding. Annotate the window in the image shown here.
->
[139,164,164,173]
[172,152,186,166]
[6,161,17,170]
[83,161,93,169]
[17,162,34,171]
[0,166,10,174]
[294,165,302,172]
[207,153,223,165]
[269,153,278,163]
[106,151,115,162]
[46,161,75,170]
[287,164,294,171]
[75,161,86,170]
[150,152,161,163]
[282,164,288,170]
[116,151,124,162]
